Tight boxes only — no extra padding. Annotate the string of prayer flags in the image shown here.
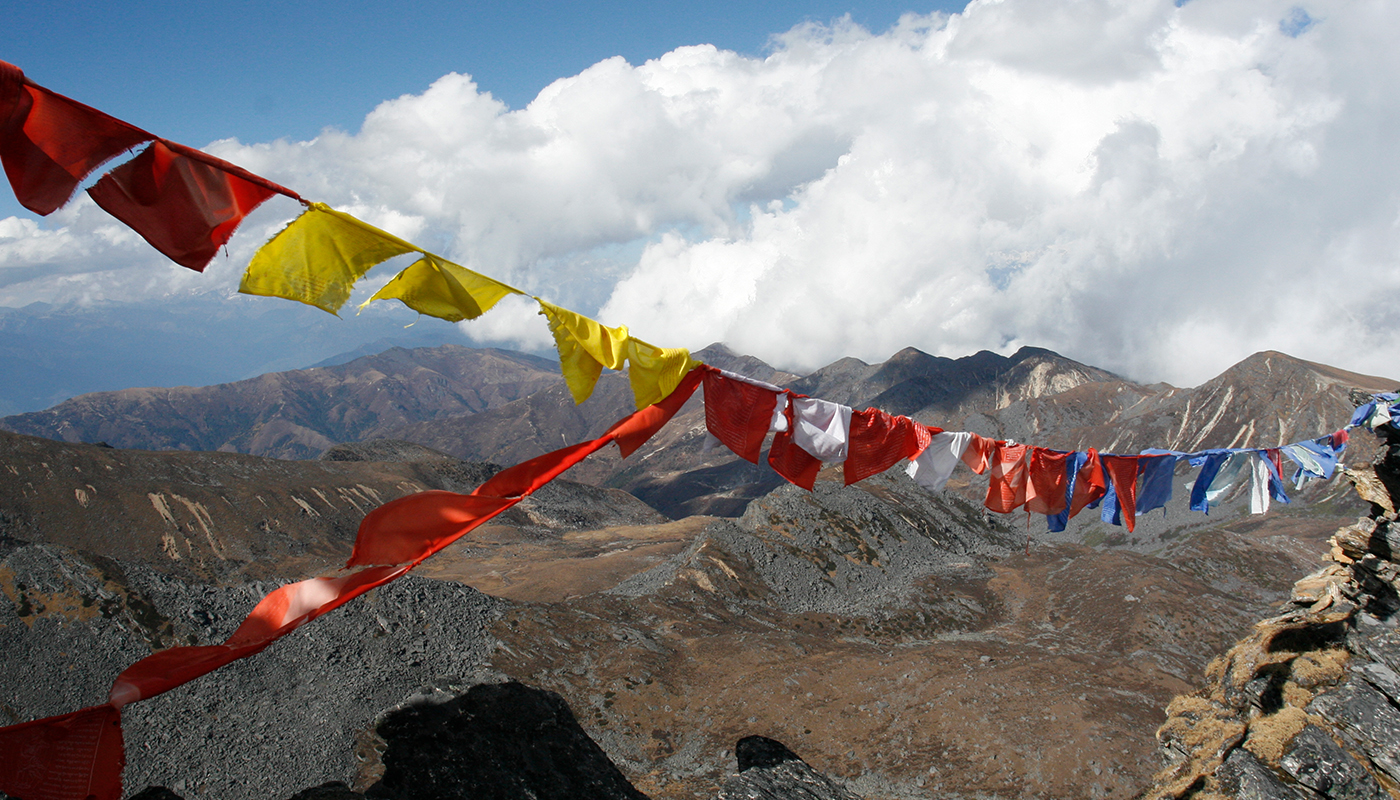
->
[0,368,704,800]
[360,253,523,323]
[88,139,301,271]
[0,60,152,215]
[240,203,420,314]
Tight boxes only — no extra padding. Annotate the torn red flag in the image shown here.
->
[0,60,151,215]
[844,408,937,485]
[1101,455,1142,533]
[88,139,300,271]
[703,367,779,464]
[768,398,822,490]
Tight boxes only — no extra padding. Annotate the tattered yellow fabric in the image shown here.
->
[240,203,418,314]
[627,338,700,409]
[537,299,630,405]
[360,254,523,322]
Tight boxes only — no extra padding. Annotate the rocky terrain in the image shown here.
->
[1138,416,1400,800]
[0,344,1394,800]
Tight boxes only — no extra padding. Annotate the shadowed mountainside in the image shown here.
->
[0,345,561,460]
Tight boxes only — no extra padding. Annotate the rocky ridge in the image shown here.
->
[3,344,1390,524]
[383,347,1393,520]
[1141,422,1400,800]
[0,345,560,459]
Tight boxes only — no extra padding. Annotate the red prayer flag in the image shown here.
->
[0,705,124,800]
[0,368,704,800]
[1101,455,1141,533]
[844,408,937,485]
[0,60,151,215]
[1023,448,1071,516]
[985,442,1032,513]
[703,367,779,463]
[1068,449,1107,518]
[88,139,300,271]
[960,433,995,474]
[768,398,822,490]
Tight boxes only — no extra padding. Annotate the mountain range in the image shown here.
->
[0,341,1395,800]
[4,342,1393,520]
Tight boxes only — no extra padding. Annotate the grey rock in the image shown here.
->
[1307,679,1400,783]
[1279,725,1386,800]
[128,789,186,800]
[715,736,862,800]
[1217,749,1316,800]
[1356,661,1400,706]
[0,540,507,800]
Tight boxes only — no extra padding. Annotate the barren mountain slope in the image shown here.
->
[0,345,560,459]
[477,468,1347,799]
[0,355,1386,800]
[0,431,662,584]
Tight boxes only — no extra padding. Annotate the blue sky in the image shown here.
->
[3,2,966,143]
[1,0,1398,413]
[0,1,964,222]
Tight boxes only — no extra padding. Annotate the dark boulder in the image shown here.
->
[1278,725,1386,800]
[364,680,648,800]
[716,735,862,800]
[1216,749,1313,800]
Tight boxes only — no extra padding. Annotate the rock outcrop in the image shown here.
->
[362,679,651,800]
[119,683,861,800]
[716,736,863,800]
[1142,421,1400,800]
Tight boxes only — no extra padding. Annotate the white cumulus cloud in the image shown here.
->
[1,0,1397,386]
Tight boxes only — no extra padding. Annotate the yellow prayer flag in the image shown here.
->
[537,299,630,405]
[240,203,419,314]
[627,338,700,408]
[360,254,523,322]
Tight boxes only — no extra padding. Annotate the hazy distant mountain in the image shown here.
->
[0,345,561,459]
[0,295,475,416]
